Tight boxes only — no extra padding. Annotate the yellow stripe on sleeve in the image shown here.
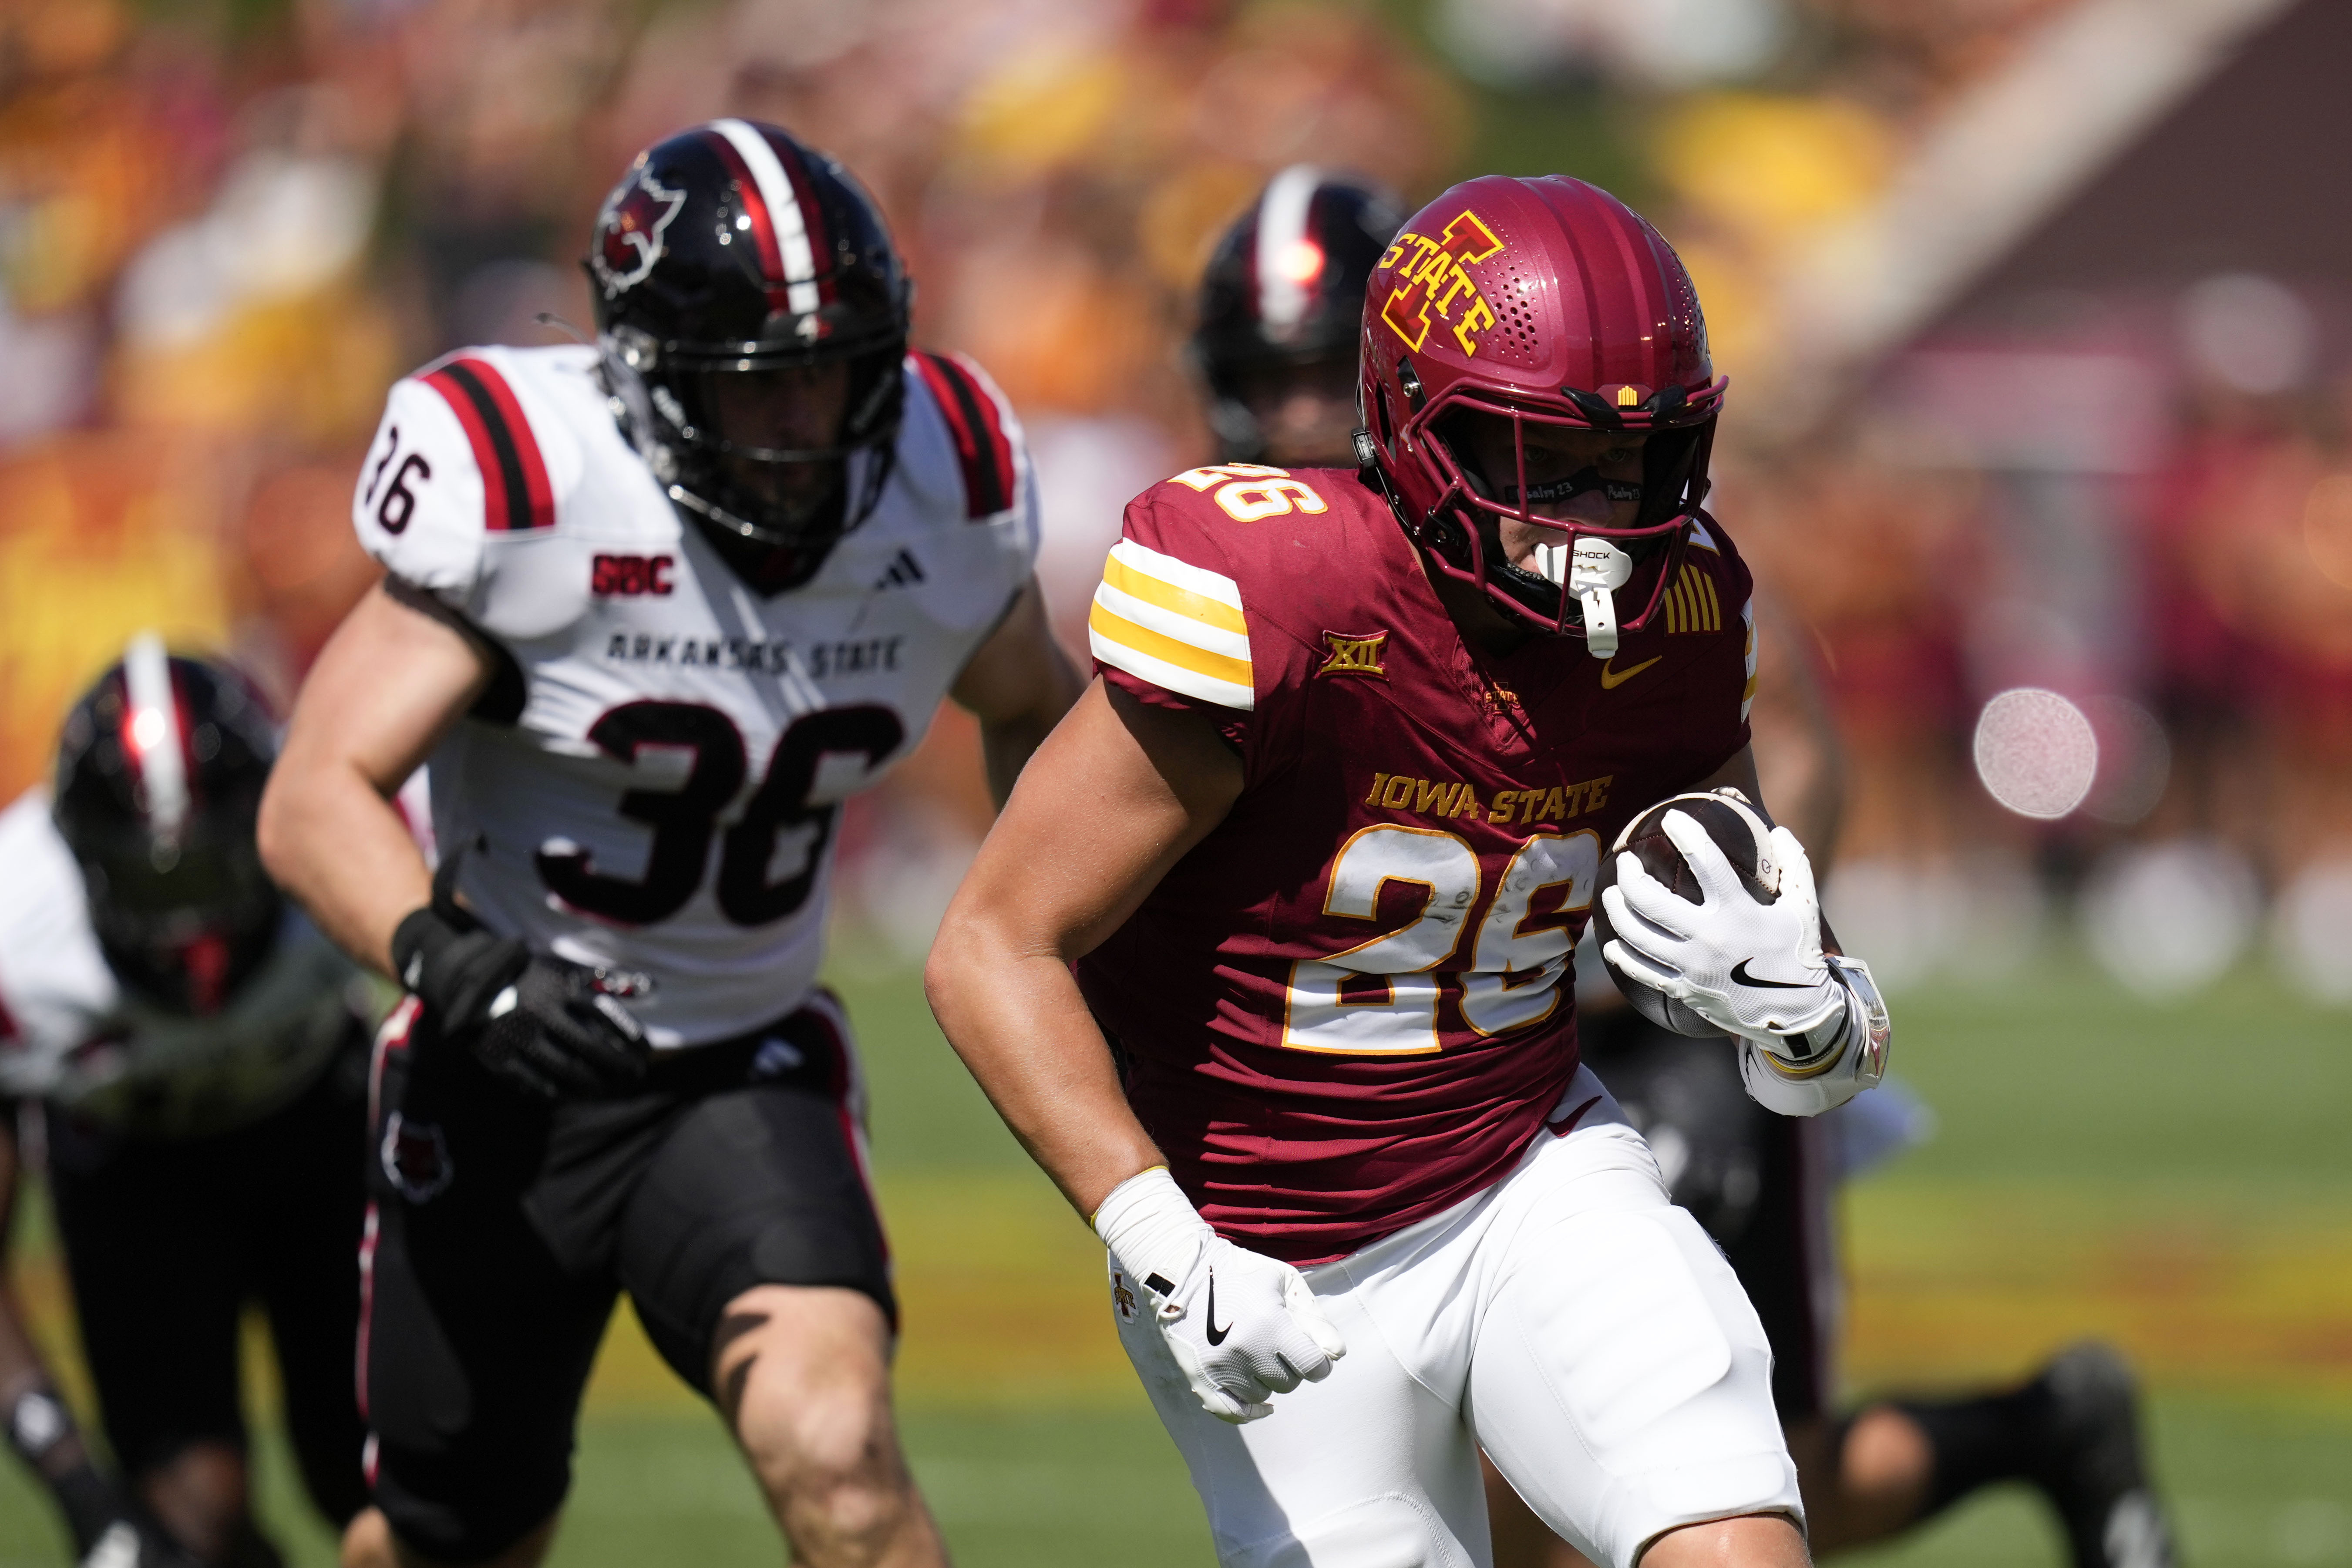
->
[1090,538,1255,708]
[1102,553,1247,636]
[1090,600,1254,689]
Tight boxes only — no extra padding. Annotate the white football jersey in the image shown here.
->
[0,791,363,1137]
[352,343,1038,1046]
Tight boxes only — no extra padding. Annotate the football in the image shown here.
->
[1590,788,1780,1037]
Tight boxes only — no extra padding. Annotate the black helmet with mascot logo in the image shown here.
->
[585,119,912,590]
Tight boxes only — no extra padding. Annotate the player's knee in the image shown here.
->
[737,1373,894,1494]
[347,1506,559,1568]
[341,1507,397,1568]
[1637,1511,1809,1567]
[740,1389,916,1566]
[720,1288,909,1520]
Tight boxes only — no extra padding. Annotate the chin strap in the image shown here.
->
[1531,536,1635,657]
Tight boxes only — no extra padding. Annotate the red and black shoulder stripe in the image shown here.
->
[912,350,1016,521]
[419,355,555,533]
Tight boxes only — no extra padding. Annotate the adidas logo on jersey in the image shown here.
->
[874,549,926,590]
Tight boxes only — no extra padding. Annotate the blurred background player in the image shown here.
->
[1190,166,1402,471]
[259,120,1081,1568]
[0,639,371,1568]
[1189,169,2178,1568]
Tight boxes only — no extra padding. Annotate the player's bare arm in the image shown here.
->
[930,676,1346,1426]
[258,581,491,976]
[948,575,1086,810]
[928,677,1235,1214]
[266,582,648,1103]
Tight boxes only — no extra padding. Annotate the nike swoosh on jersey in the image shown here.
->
[1730,959,1824,990]
[1598,655,1662,690]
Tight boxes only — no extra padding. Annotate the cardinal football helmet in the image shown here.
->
[1193,168,1401,463]
[587,119,912,588]
[1356,175,1724,645]
[51,638,284,1014]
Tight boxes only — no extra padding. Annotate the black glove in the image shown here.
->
[390,903,651,1100]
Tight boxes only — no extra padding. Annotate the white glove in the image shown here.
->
[1600,814,1845,1045]
[1094,1167,1345,1423]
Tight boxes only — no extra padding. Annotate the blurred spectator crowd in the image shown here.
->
[3,0,2347,1002]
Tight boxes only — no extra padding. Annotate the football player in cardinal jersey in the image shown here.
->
[1179,170,2177,1568]
[0,643,371,1568]
[929,175,1891,1568]
[258,121,1080,1568]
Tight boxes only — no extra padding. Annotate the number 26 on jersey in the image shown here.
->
[1284,827,1600,1054]
[1171,464,1327,523]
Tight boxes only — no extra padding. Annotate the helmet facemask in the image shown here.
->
[74,808,283,1015]
[1381,374,1718,652]
[603,323,905,588]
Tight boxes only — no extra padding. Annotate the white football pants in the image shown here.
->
[1112,1066,1802,1568]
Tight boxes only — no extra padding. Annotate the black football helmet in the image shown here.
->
[586,119,912,589]
[1193,168,1402,463]
[51,639,283,1015]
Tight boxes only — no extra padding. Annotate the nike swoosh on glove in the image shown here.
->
[392,905,651,1100]
[1599,813,1845,1047]
[1094,1167,1345,1423]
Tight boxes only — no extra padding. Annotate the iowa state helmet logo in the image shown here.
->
[592,164,687,295]
[1379,210,1504,357]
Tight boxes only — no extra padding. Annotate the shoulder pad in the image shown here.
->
[1089,477,1265,712]
[356,349,595,639]
[907,351,1026,522]
[417,353,559,533]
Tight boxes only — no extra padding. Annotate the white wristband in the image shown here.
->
[1091,1166,1212,1299]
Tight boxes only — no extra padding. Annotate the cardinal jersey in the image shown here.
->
[1080,464,1755,1263]
[354,343,1036,1046]
[0,792,363,1137]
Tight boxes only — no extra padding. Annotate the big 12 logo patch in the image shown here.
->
[1379,210,1504,357]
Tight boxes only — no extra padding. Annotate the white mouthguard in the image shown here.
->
[1531,536,1634,657]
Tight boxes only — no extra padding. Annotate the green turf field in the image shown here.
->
[0,955,2344,1566]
